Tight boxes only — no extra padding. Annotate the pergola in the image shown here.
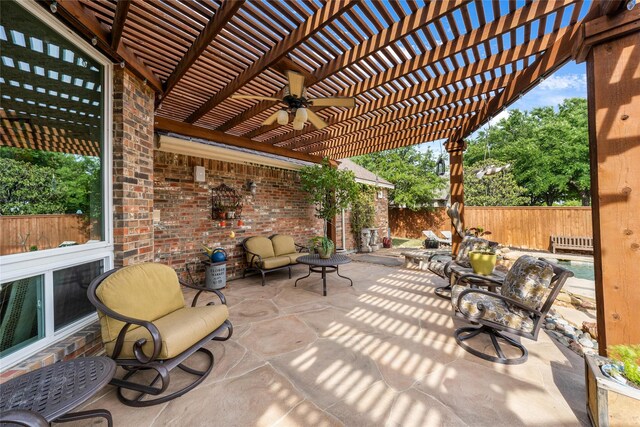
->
[39,0,639,353]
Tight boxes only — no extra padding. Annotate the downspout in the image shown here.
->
[341,208,346,250]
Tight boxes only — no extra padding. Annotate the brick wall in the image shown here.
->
[112,69,155,267]
[153,151,324,282]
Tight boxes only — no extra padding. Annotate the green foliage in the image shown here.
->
[609,345,640,387]
[464,98,590,206]
[350,185,376,240]
[351,146,446,210]
[0,157,66,215]
[299,158,359,223]
[309,236,334,254]
[465,159,529,206]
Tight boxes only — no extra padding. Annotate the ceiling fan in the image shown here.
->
[230,71,356,130]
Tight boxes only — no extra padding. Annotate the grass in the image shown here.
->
[392,237,424,248]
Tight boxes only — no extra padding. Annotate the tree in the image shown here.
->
[464,98,590,205]
[0,157,66,215]
[299,158,359,228]
[464,160,529,206]
[351,146,446,209]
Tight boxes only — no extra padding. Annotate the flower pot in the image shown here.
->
[469,251,497,275]
[585,353,640,426]
[317,242,334,259]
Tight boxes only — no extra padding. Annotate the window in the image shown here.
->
[0,0,112,368]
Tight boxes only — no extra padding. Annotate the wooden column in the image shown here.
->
[446,141,466,255]
[581,9,640,353]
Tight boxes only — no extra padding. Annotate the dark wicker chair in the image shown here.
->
[426,235,496,299]
[452,256,573,365]
[87,263,233,406]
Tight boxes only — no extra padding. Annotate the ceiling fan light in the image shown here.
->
[292,120,304,130]
[295,107,308,123]
[276,110,289,125]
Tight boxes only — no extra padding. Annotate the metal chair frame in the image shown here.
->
[241,236,307,286]
[87,268,233,407]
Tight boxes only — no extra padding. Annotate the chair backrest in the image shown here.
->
[455,236,490,267]
[90,263,185,343]
[243,236,275,264]
[271,235,296,256]
[440,230,452,240]
[423,230,439,240]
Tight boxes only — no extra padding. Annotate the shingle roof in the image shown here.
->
[338,159,394,189]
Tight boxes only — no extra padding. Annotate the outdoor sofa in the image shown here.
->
[242,235,308,286]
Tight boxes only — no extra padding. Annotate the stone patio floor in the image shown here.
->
[73,261,589,427]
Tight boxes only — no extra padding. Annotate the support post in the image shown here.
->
[583,12,640,353]
[446,140,466,255]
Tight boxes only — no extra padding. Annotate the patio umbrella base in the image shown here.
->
[455,325,528,365]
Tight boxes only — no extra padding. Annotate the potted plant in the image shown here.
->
[310,236,335,259]
[585,345,640,426]
[468,243,497,275]
[466,226,492,237]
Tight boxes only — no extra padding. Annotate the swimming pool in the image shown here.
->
[553,260,595,281]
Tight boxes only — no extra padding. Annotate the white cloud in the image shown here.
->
[488,109,510,126]
[538,74,586,91]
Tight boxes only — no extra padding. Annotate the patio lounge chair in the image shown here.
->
[422,230,451,247]
[427,235,495,298]
[452,256,573,364]
[87,263,233,406]
[440,230,453,241]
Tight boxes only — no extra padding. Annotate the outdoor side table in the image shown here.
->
[0,357,116,426]
[449,263,507,293]
[295,254,353,296]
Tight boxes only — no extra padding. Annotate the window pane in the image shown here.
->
[0,0,104,255]
[0,276,44,357]
[53,260,103,330]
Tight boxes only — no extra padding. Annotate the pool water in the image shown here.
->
[555,260,595,281]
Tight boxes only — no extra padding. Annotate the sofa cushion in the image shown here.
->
[245,236,275,265]
[452,285,534,333]
[261,256,291,270]
[271,235,297,257]
[105,304,229,360]
[97,263,185,343]
[286,252,309,264]
[501,256,554,315]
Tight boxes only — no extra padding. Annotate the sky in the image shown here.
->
[418,60,588,155]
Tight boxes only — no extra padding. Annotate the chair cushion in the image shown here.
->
[452,285,534,333]
[501,256,554,315]
[427,261,447,279]
[455,236,489,268]
[285,252,309,264]
[245,237,276,264]
[261,256,291,270]
[271,235,297,257]
[105,304,229,360]
[97,263,185,343]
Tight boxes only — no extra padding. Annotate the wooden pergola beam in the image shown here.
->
[110,0,130,50]
[185,0,359,124]
[154,117,325,165]
[259,0,576,145]
[161,0,246,103]
[217,0,469,132]
[43,0,163,92]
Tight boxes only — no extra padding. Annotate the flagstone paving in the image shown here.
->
[70,261,590,427]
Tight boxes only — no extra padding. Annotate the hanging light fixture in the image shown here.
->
[292,120,304,130]
[295,107,308,123]
[276,109,289,125]
[435,155,446,176]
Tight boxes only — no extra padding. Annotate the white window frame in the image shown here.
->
[0,0,113,369]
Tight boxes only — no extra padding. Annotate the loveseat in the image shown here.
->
[242,235,308,285]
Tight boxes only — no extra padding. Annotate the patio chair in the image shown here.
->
[440,230,453,241]
[446,202,465,238]
[427,235,495,299]
[452,256,573,365]
[87,263,233,407]
[422,230,451,247]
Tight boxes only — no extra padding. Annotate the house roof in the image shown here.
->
[338,159,394,189]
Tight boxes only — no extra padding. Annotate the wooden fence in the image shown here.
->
[0,214,91,255]
[390,206,593,251]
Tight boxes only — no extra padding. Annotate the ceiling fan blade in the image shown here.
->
[231,94,282,101]
[309,97,356,108]
[286,71,305,97]
[306,109,328,129]
[262,111,280,126]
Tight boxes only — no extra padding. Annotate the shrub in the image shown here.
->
[609,344,640,387]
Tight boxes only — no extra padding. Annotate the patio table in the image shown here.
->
[449,263,506,293]
[295,254,353,296]
[0,357,116,426]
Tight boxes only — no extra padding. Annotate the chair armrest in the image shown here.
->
[456,288,543,321]
[428,252,452,261]
[0,409,48,427]
[245,250,263,267]
[295,243,308,253]
[454,273,504,288]
[180,280,227,306]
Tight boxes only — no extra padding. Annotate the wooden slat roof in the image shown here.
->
[38,0,605,160]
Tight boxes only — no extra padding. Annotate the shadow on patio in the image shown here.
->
[71,261,589,427]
